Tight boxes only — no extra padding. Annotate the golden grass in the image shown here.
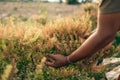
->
[0,3,116,80]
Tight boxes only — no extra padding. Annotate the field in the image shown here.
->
[0,2,120,80]
[0,2,82,19]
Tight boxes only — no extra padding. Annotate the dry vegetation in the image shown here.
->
[0,2,120,80]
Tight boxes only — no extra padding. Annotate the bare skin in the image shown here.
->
[45,12,120,68]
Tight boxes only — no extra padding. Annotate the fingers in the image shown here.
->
[45,54,57,60]
[45,61,57,68]
[45,54,66,68]
[45,54,57,67]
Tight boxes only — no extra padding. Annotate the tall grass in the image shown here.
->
[0,3,120,80]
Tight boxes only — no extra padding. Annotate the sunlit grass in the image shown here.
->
[0,3,120,80]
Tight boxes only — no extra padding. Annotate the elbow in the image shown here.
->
[104,32,115,44]
[108,29,117,37]
[105,32,116,39]
[97,30,116,42]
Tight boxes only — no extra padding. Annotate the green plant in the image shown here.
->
[0,3,119,80]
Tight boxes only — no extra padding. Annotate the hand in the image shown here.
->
[45,54,69,68]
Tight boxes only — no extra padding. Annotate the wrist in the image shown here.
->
[66,56,73,64]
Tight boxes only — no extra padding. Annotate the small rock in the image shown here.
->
[105,65,120,80]
[102,58,120,65]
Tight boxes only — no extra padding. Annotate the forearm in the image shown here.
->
[68,30,115,63]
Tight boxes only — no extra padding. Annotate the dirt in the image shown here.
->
[0,2,82,19]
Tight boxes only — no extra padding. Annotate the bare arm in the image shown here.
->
[45,13,120,68]
[68,29,115,63]
[69,13,120,63]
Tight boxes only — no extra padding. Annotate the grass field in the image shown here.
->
[0,2,120,80]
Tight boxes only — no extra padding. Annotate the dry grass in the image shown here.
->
[0,2,119,80]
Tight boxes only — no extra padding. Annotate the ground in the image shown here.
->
[0,2,82,19]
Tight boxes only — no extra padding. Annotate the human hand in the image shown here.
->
[45,54,69,68]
